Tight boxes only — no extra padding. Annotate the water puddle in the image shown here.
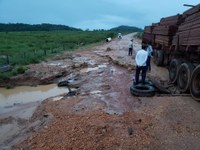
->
[0,84,68,109]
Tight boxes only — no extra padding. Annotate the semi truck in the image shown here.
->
[142,3,200,101]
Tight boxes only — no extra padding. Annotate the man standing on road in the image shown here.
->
[146,42,153,72]
[134,45,148,84]
[128,39,134,56]
[118,33,122,39]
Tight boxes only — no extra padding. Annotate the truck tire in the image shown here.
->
[177,63,194,93]
[169,59,182,83]
[190,65,200,101]
[133,80,153,86]
[153,50,157,64]
[130,84,155,97]
[163,53,169,66]
[154,50,164,66]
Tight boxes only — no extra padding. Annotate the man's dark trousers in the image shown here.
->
[128,48,133,56]
[135,65,147,84]
[146,56,151,71]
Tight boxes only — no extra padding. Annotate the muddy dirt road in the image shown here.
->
[1,33,200,150]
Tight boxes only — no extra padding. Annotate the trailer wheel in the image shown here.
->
[190,65,200,101]
[177,63,194,93]
[154,50,163,66]
[169,59,182,83]
[153,50,157,64]
[163,53,169,66]
[130,84,155,97]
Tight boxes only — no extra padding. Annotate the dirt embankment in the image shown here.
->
[1,33,200,150]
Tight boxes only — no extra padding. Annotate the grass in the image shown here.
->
[0,31,116,65]
[0,30,117,79]
[135,32,143,39]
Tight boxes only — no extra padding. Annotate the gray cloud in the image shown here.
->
[0,0,199,29]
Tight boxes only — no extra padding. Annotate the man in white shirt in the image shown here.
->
[135,46,148,84]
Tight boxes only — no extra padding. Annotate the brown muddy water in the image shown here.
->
[0,84,68,114]
[0,84,69,149]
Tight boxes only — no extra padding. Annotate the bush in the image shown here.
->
[0,73,10,80]
[16,66,26,74]
[0,31,120,79]
[12,66,27,76]
[5,84,14,89]
[106,32,115,38]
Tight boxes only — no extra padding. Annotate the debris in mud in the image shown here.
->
[106,37,112,42]
[99,84,111,90]
[73,62,88,69]
[67,90,77,96]
[128,127,134,135]
[106,47,112,51]
[57,80,69,87]
[52,96,63,102]
[148,76,171,94]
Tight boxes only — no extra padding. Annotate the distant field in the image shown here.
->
[0,31,115,66]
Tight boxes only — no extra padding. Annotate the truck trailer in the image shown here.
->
[142,3,200,100]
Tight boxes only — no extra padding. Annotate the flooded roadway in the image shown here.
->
[0,84,68,115]
[2,33,200,150]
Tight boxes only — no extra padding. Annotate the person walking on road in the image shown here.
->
[146,42,153,72]
[118,33,122,39]
[134,45,148,85]
[128,39,134,56]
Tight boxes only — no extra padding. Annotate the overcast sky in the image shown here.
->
[0,0,199,30]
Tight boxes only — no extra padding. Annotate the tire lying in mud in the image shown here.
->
[177,63,195,93]
[190,64,200,101]
[169,59,182,83]
[145,80,154,86]
[130,84,155,97]
[58,80,69,87]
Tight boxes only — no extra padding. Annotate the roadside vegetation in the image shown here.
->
[0,24,143,80]
[0,31,116,65]
[0,31,115,79]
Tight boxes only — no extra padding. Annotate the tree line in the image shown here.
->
[0,23,143,33]
[0,23,82,32]
[110,25,143,33]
